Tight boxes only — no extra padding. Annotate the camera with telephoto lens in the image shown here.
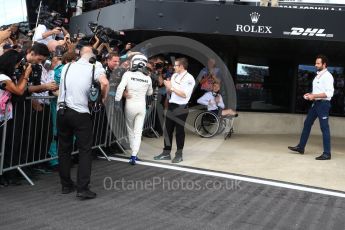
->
[88,22,122,44]
[38,6,65,30]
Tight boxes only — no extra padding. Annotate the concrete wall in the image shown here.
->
[185,110,345,137]
[233,112,345,137]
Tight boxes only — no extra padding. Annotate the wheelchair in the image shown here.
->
[194,108,235,140]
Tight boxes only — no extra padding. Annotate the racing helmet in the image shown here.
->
[130,54,148,69]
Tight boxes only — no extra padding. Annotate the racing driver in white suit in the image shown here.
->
[115,54,153,165]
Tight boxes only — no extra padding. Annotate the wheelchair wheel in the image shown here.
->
[194,111,220,138]
[217,118,227,134]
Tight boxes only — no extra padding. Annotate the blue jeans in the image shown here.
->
[298,100,331,155]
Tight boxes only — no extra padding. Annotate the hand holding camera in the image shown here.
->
[52,27,61,35]
[24,63,32,80]
[45,81,59,91]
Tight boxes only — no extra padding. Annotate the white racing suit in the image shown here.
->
[115,71,153,157]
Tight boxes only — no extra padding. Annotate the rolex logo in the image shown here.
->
[250,12,260,24]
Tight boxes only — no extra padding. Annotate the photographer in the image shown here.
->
[143,56,167,138]
[0,50,32,186]
[0,50,32,120]
[31,54,58,160]
[33,23,69,46]
[57,46,109,199]
[19,43,57,94]
[25,43,50,64]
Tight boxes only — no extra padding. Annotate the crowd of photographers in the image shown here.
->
[0,6,179,186]
[0,4,231,186]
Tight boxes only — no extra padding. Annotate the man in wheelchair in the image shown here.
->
[197,81,238,117]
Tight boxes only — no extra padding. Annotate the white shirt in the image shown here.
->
[115,71,153,103]
[312,69,334,101]
[32,65,55,105]
[58,58,105,113]
[32,24,63,45]
[169,71,195,105]
[197,91,225,111]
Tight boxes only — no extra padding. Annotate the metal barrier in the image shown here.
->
[107,88,160,153]
[0,92,160,185]
[143,88,160,138]
[0,96,111,185]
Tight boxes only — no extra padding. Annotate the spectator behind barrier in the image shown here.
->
[0,50,32,121]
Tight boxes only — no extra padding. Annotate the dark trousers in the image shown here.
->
[163,103,189,155]
[298,100,331,155]
[57,107,93,192]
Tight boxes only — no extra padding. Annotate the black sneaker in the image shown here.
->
[172,155,183,163]
[153,153,171,160]
[76,190,97,200]
[62,185,75,194]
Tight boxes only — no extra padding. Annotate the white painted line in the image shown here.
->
[107,156,345,198]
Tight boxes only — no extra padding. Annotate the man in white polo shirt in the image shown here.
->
[288,55,334,160]
[154,57,195,163]
[57,46,109,199]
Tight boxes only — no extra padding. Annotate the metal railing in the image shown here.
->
[0,94,159,185]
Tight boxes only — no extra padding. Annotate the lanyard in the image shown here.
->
[173,72,188,85]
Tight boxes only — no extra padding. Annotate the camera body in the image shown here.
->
[38,6,65,30]
[58,102,67,116]
[88,22,120,44]
[88,57,101,104]
[15,58,42,85]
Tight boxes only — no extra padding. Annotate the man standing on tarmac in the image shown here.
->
[57,46,109,200]
[154,57,195,163]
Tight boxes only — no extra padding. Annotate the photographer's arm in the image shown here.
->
[61,27,69,36]
[28,82,58,93]
[104,43,112,53]
[92,36,100,49]
[0,28,11,44]
[5,65,32,95]
[42,29,58,39]
[96,43,106,53]
[99,74,109,103]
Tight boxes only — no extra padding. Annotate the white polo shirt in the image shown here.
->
[169,71,195,105]
[58,58,105,113]
[312,69,334,101]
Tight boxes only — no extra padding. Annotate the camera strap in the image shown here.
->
[92,64,95,85]
[63,63,72,105]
